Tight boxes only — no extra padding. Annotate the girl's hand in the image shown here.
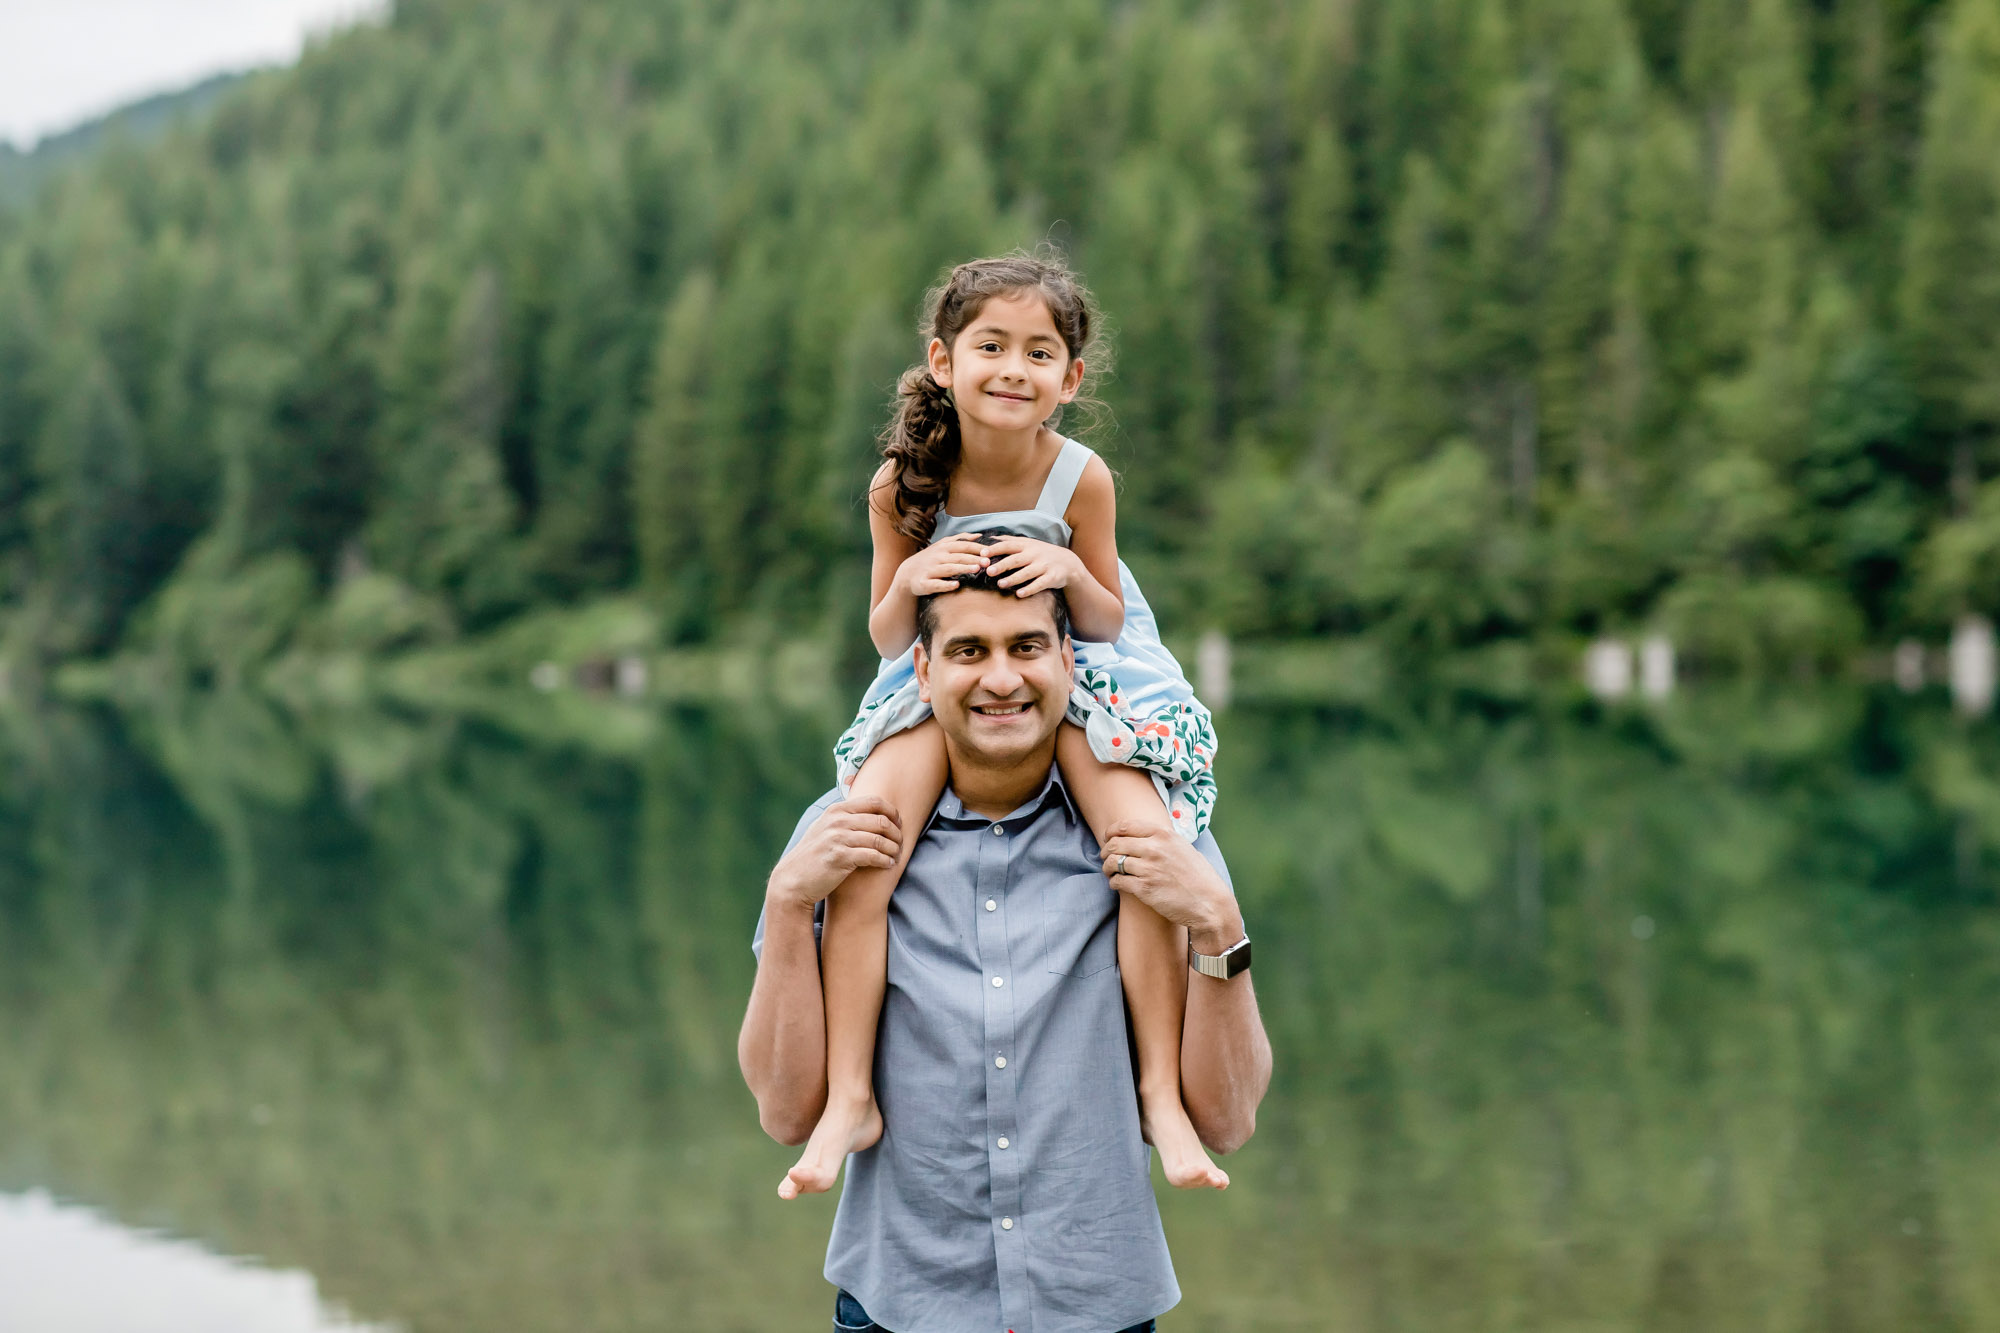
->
[984,537,1086,598]
[898,535,991,596]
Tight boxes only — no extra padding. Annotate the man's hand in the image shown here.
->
[767,796,903,911]
[1098,820,1245,955]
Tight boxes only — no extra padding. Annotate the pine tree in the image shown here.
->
[1900,0,2000,485]
[632,269,716,639]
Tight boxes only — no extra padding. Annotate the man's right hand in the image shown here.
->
[767,796,903,910]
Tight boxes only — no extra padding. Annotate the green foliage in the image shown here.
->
[1,0,1997,678]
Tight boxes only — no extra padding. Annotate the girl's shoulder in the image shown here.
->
[1061,445,1118,530]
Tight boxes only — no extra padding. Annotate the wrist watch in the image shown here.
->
[1189,934,1252,980]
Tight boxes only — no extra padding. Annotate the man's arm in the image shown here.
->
[1099,822,1273,1155]
[738,796,902,1145]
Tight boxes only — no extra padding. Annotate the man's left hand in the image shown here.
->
[1099,820,1245,957]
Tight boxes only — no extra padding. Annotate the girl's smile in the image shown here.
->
[928,290,1084,438]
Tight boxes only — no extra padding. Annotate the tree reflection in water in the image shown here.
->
[0,688,1994,1331]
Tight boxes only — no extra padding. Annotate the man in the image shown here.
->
[739,558,1272,1333]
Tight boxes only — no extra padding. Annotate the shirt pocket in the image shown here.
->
[1041,871,1118,978]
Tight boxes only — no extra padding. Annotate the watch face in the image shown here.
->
[1223,938,1252,977]
[1192,937,1252,979]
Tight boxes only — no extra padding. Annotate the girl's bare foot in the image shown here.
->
[1141,1088,1229,1190]
[777,1092,883,1200]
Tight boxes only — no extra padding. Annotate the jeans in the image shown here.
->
[834,1289,1158,1333]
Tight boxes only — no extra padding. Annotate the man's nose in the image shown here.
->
[980,657,1025,696]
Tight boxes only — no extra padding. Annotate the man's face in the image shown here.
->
[915,588,1073,770]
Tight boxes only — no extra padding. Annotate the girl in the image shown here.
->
[779,251,1226,1200]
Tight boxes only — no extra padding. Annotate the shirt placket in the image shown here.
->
[977,815,1031,1333]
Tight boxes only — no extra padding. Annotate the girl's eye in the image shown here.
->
[978,342,1001,353]
[1030,350,1051,361]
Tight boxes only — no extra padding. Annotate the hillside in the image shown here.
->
[3,0,1999,686]
[0,73,249,212]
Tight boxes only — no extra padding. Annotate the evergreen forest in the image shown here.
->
[6,0,2000,692]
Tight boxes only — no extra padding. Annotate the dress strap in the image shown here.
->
[1033,438,1095,521]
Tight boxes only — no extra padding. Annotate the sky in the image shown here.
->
[0,0,387,150]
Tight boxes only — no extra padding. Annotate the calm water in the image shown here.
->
[1,687,1997,1332]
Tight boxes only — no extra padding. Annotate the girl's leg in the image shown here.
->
[1056,722,1228,1190]
[777,719,948,1200]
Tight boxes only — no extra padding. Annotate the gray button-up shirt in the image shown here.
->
[753,768,1234,1333]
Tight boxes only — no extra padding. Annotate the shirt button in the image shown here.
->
[992,976,1004,987]
[991,824,1004,836]
[994,1055,1007,1068]
[997,1136,1010,1149]
[985,899,997,911]
[1001,1217,1014,1230]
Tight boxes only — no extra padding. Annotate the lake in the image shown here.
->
[1,686,1995,1331]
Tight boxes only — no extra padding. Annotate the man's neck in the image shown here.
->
[945,737,1059,820]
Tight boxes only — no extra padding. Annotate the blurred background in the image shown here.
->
[2,0,2000,1329]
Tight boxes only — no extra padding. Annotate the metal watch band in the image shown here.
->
[1189,934,1251,979]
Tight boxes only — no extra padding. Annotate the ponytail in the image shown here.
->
[879,366,961,541]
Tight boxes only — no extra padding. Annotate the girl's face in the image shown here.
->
[927,289,1084,438]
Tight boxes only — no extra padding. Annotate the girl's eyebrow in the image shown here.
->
[971,325,1061,345]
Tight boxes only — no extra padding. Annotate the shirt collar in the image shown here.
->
[930,763,1079,830]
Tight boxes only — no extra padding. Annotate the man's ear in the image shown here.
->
[1060,634,1075,678]
[914,641,932,703]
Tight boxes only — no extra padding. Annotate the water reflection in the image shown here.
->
[0,687,1996,1331]
[0,1191,388,1332]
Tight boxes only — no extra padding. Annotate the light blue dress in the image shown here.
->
[833,438,1218,838]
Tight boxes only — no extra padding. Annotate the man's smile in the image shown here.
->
[970,700,1032,716]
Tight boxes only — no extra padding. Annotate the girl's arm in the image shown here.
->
[867,469,926,657]
[865,465,991,658]
[1060,456,1125,642]
[989,456,1126,642]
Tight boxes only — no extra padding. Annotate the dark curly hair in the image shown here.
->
[914,532,1073,649]
[876,250,1106,542]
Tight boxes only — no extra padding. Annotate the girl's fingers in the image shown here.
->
[1014,572,1061,596]
[912,578,959,595]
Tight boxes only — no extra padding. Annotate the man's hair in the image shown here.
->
[915,530,1073,650]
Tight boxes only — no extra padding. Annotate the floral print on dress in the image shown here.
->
[834,660,1218,843]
